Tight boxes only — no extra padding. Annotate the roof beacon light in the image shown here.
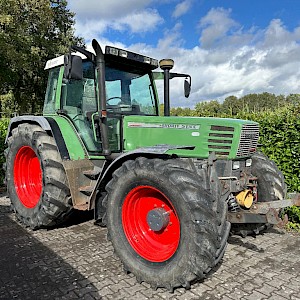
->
[159,59,174,70]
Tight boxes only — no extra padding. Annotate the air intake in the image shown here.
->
[208,125,235,157]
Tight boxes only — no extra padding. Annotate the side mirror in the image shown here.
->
[184,78,191,98]
[63,54,83,80]
[169,72,192,98]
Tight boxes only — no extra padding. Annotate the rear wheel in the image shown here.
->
[232,152,286,237]
[106,157,230,290]
[5,123,72,229]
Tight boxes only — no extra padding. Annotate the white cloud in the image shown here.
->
[130,10,300,107]
[81,7,300,108]
[111,9,163,33]
[69,0,163,41]
[69,0,153,20]
[172,0,192,18]
[199,7,239,49]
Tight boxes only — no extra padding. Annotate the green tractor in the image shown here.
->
[4,39,300,291]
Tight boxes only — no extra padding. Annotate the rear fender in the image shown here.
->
[5,116,51,143]
[5,116,72,160]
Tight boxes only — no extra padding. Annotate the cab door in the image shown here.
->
[60,61,102,153]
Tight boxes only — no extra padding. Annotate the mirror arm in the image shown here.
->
[170,72,188,79]
[170,73,191,83]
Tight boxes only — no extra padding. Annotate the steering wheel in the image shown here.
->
[72,113,83,121]
[107,96,123,106]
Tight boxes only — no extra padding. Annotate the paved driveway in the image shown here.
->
[0,192,299,300]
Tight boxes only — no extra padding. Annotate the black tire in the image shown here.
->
[106,157,230,290]
[5,123,72,229]
[232,152,286,237]
[252,152,286,202]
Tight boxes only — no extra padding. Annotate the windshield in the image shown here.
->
[105,66,156,115]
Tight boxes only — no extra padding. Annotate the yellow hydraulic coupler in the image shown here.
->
[236,190,254,209]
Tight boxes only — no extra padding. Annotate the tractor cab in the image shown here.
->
[44,43,158,155]
[44,40,191,156]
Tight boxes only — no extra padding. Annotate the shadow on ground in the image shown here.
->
[0,194,101,300]
[228,235,265,253]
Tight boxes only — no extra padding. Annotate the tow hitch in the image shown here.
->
[227,193,300,226]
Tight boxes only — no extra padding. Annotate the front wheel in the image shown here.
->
[106,157,229,290]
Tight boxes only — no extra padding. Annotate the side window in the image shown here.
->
[130,75,156,115]
[61,62,97,113]
[106,80,121,104]
[43,67,60,114]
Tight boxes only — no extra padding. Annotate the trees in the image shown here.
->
[194,100,222,116]
[0,0,83,114]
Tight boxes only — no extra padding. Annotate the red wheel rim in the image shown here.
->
[122,185,180,262]
[13,146,42,208]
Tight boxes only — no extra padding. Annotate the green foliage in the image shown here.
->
[0,93,14,118]
[285,206,300,232]
[286,222,300,232]
[171,106,196,116]
[0,119,9,185]
[0,0,84,114]
[285,206,300,224]
[194,100,222,117]
[176,92,295,117]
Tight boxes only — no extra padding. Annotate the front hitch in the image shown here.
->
[227,193,300,226]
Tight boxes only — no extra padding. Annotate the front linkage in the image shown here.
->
[228,194,300,226]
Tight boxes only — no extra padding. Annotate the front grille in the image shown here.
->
[236,124,259,157]
[208,125,235,157]
[210,125,234,132]
[209,133,234,138]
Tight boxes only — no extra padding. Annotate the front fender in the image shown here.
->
[91,144,195,209]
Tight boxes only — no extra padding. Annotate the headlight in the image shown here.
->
[119,50,128,58]
[246,158,252,167]
[232,161,240,170]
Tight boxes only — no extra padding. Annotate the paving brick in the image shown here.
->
[1,193,300,300]
[243,290,267,300]
[263,278,287,289]
[255,283,279,296]
[273,286,299,299]
[268,293,291,300]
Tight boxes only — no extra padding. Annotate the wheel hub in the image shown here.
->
[147,208,170,232]
[122,185,180,262]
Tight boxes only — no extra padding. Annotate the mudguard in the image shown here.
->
[91,144,195,209]
[5,115,72,160]
[5,116,51,143]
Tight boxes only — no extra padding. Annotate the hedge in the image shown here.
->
[234,105,300,229]
[234,105,300,193]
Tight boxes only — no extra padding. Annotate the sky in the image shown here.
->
[68,0,300,108]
